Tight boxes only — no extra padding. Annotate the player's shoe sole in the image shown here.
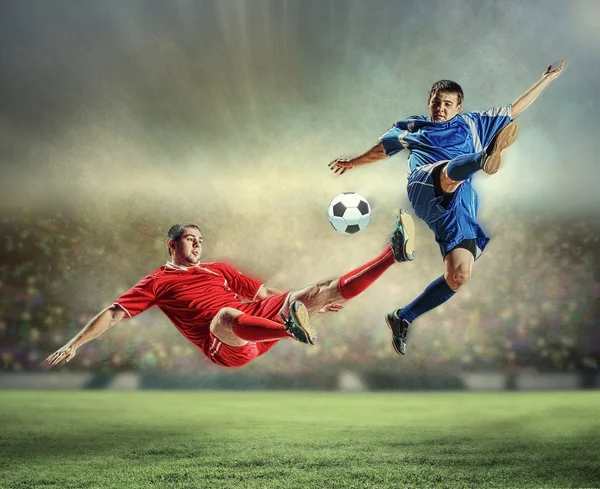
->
[282,300,317,345]
[390,209,416,262]
[385,311,409,356]
[482,122,518,175]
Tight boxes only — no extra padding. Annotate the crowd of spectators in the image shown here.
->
[1,206,598,376]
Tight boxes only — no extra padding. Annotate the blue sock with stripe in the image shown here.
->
[445,151,486,182]
[397,276,455,323]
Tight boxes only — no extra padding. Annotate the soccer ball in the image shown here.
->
[327,192,372,235]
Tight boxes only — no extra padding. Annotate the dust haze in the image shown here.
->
[1,0,598,368]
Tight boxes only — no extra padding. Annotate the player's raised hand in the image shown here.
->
[318,302,344,313]
[542,60,564,80]
[328,157,354,175]
[42,343,78,369]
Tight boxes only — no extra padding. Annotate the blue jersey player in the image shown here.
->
[329,61,565,356]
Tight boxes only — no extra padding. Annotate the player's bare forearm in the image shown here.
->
[511,60,565,119]
[43,306,125,368]
[350,142,388,165]
[72,306,124,348]
[329,142,388,175]
[511,77,552,118]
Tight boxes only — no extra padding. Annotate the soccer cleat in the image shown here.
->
[481,122,518,175]
[389,209,416,262]
[385,311,410,356]
[281,300,317,345]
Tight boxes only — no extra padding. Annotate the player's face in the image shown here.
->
[172,227,203,266]
[428,91,461,122]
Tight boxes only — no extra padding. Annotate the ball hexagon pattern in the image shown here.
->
[327,192,372,235]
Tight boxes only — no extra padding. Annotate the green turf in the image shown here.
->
[0,391,599,488]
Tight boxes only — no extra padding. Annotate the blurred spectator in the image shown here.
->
[1,208,598,375]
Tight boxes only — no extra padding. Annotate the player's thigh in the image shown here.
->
[209,307,248,347]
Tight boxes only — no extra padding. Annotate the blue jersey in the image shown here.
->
[378,106,512,258]
[379,106,512,172]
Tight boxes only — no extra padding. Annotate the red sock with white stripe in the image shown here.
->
[338,246,396,300]
[232,314,291,342]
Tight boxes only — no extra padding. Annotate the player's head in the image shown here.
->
[166,223,202,266]
[428,80,463,122]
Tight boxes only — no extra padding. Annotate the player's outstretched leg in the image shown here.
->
[286,209,416,320]
[280,300,317,345]
[389,209,416,262]
[482,122,518,175]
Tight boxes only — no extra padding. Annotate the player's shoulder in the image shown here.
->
[458,110,477,119]
[203,261,247,279]
[462,106,511,118]
[149,263,182,279]
[200,261,231,273]
[144,266,168,280]
[127,269,161,291]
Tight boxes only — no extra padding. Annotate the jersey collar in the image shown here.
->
[424,114,460,126]
[165,261,201,271]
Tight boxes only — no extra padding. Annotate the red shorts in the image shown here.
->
[206,292,290,368]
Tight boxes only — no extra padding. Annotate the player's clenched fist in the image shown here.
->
[328,157,354,175]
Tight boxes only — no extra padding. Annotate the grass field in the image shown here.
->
[0,390,599,488]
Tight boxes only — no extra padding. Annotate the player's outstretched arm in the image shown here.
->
[42,306,126,368]
[328,142,388,175]
[511,60,565,119]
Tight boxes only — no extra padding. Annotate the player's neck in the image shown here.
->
[167,259,200,270]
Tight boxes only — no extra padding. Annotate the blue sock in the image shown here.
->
[445,151,486,181]
[397,276,455,323]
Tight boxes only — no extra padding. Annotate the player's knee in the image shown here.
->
[440,165,462,192]
[317,279,336,292]
[211,307,240,331]
[307,279,336,299]
[290,279,338,313]
[447,270,471,290]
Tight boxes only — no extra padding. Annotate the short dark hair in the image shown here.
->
[166,223,201,256]
[429,80,464,105]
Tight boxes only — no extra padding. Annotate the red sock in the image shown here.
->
[232,314,291,342]
[338,246,396,300]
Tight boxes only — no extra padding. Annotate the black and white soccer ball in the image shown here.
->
[327,192,372,235]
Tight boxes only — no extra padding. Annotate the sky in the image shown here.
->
[1,0,599,219]
[1,0,599,368]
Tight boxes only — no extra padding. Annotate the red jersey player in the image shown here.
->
[44,210,416,369]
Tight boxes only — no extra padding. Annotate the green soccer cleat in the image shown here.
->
[282,300,317,345]
[389,209,416,262]
[385,311,410,356]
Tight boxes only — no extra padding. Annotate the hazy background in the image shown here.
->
[1,0,598,376]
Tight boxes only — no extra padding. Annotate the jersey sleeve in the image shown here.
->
[113,275,156,318]
[218,263,264,301]
[378,121,409,157]
[463,106,512,150]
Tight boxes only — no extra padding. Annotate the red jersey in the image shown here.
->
[114,261,263,355]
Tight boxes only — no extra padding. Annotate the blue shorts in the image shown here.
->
[406,161,488,258]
